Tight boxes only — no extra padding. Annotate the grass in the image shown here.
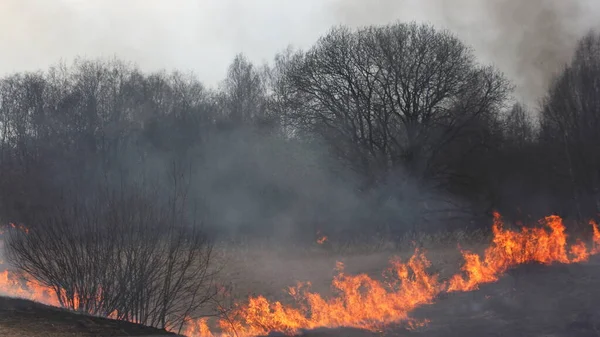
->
[0,296,180,337]
[0,228,485,336]
[2,223,597,336]
[214,249,600,337]
[408,258,600,337]
[213,227,490,302]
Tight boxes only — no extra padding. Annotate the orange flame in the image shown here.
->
[2,215,600,337]
[207,251,437,337]
[447,213,595,292]
[184,318,214,337]
[315,230,328,245]
[591,219,600,253]
[9,223,29,234]
[0,270,60,306]
[184,213,600,337]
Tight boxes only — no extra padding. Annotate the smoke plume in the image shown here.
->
[329,0,600,107]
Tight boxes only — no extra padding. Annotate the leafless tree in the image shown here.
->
[218,53,269,127]
[540,30,600,218]
[278,22,511,188]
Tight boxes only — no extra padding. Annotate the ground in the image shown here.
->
[244,257,600,337]
[2,237,600,336]
[410,259,600,337]
[0,296,180,337]
[219,236,600,337]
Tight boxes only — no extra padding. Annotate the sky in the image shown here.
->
[1,0,599,106]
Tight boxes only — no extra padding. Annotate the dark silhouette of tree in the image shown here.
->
[540,30,600,219]
[218,53,269,128]
[277,22,511,190]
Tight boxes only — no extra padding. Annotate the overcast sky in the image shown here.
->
[1,0,599,105]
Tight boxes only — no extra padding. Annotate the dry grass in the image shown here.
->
[4,225,597,337]
[213,228,490,307]
[0,296,180,337]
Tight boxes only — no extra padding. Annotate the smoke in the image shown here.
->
[476,0,587,107]
[328,0,600,107]
[1,0,599,241]
[2,0,599,107]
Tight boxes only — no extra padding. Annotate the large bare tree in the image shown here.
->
[278,22,511,189]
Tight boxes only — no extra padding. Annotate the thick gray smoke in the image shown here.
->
[328,0,600,107]
[474,0,587,107]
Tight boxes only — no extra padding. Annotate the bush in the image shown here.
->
[4,175,220,332]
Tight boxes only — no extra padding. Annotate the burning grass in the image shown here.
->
[1,213,600,337]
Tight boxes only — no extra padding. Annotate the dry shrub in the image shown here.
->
[4,177,222,333]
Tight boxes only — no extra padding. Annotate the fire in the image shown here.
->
[2,214,600,337]
[183,252,437,337]
[9,223,29,234]
[0,224,60,306]
[447,213,596,292]
[591,220,600,253]
[0,270,60,306]
[185,213,600,337]
[316,230,328,245]
[184,319,214,337]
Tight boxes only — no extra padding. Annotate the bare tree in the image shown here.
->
[503,103,536,148]
[540,30,600,217]
[278,22,511,188]
[218,53,269,127]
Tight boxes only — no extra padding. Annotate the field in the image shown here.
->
[2,220,600,337]
[213,235,600,337]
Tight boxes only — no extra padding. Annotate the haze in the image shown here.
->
[1,0,599,105]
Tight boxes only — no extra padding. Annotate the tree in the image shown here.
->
[218,53,269,127]
[540,30,600,218]
[503,103,536,148]
[279,22,511,190]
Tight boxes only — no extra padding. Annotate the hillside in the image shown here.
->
[0,296,180,337]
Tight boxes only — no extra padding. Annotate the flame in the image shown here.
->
[182,251,437,337]
[0,224,58,305]
[0,270,60,306]
[184,319,214,337]
[591,220,600,253]
[9,223,29,234]
[2,214,600,337]
[447,213,594,292]
[316,230,328,245]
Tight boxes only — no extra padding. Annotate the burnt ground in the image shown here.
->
[275,256,600,337]
[0,296,181,337]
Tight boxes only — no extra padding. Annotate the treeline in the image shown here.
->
[1,22,599,242]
